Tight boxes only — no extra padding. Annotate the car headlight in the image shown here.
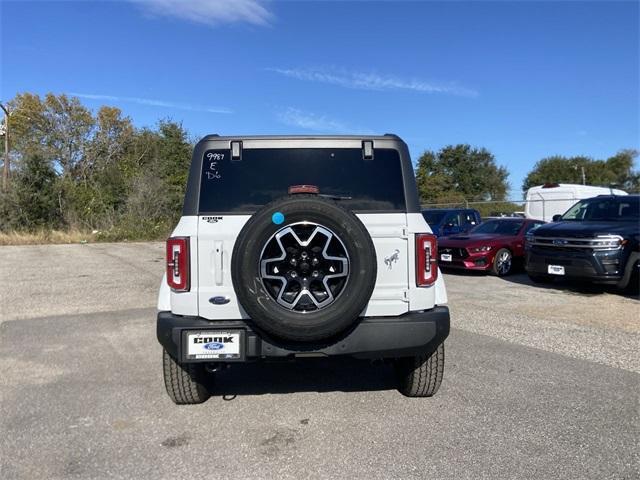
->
[469,246,492,253]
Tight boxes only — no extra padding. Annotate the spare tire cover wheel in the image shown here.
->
[231,195,377,343]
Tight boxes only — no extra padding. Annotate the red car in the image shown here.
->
[438,218,545,276]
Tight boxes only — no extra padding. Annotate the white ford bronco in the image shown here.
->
[157,135,450,403]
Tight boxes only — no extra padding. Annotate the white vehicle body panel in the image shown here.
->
[525,184,627,222]
[157,273,171,311]
[197,215,251,320]
[160,212,446,318]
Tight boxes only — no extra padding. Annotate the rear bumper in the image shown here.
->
[157,307,450,362]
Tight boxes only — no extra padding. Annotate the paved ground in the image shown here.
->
[1,243,638,479]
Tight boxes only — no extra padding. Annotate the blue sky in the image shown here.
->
[1,0,638,195]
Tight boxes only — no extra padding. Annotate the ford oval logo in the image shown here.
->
[553,239,568,246]
[209,296,230,305]
[204,342,224,350]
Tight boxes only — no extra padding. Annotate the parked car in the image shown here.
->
[439,218,545,276]
[525,195,639,290]
[422,208,481,237]
[157,134,450,404]
[524,183,627,222]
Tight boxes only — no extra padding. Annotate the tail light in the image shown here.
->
[416,233,438,286]
[166,237,190,292]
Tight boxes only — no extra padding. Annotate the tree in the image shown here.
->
[155,120,193,216]
[415,145,509,204]
[522,150,639,192]
[9,93,93,177]
[1,152,61,229]
[84,106,135,180]
[0,92,200,239]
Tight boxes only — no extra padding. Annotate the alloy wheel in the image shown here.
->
[259,222,350,312]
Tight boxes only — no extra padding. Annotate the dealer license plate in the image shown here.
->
[185,331,243,360]
[548,265,565,275]
[441,253,452,262]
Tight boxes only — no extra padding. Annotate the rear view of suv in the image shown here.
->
[157,135,450,404]
[525,195,639,290]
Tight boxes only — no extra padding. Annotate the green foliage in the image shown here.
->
[0,152,61,229]
[415,145,509,204]
[1,92,193,240]
[156,121,193,216]
[9,93,94,176]
[522,150,639,192]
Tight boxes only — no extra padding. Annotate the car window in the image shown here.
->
[460,212,478,226]
[617,200,640,221]
[422,210,447,225]
[522,222,543,234]
[444,213,460,226]
[562,197,639,222]
[472,219,524,235]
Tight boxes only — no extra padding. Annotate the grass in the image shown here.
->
[0,229,97,246]
[0,224,172,245]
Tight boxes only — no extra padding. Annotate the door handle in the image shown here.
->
[214,241,224,285]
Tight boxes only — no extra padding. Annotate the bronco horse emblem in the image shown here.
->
[384,249,401,269]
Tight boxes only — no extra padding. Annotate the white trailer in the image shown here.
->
[524,183,627,222]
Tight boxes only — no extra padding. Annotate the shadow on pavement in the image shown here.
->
[501,272,640,300]
[209,358,397,397]
[442,267,639,300]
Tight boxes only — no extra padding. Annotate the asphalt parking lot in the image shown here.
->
[1,243,638,479]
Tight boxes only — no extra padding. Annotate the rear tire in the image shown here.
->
[162,349,211,405]
[395,344,445,397]
[620,264,640,296]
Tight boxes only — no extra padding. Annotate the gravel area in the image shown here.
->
[0,242,163,323]
[444,270,640,373]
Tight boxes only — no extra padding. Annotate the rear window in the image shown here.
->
[198,148,406,213]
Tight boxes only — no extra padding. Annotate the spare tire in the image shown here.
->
[231,194,377,343]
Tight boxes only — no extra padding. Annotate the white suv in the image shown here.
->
[157,135,450,404]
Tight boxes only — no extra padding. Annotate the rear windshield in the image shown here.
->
[198,148,406,213]
[562,196,639,222]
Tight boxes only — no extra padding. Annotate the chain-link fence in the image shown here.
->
[421,194,631,219]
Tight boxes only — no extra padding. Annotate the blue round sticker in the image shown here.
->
[272,212,285,225]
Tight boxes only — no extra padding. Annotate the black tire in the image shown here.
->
[528,273,554,284]
[231,194,377,343]
[395,343,445,397]
[162,349,210,405]
[621,267,640,296]
[492,248,513,276]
